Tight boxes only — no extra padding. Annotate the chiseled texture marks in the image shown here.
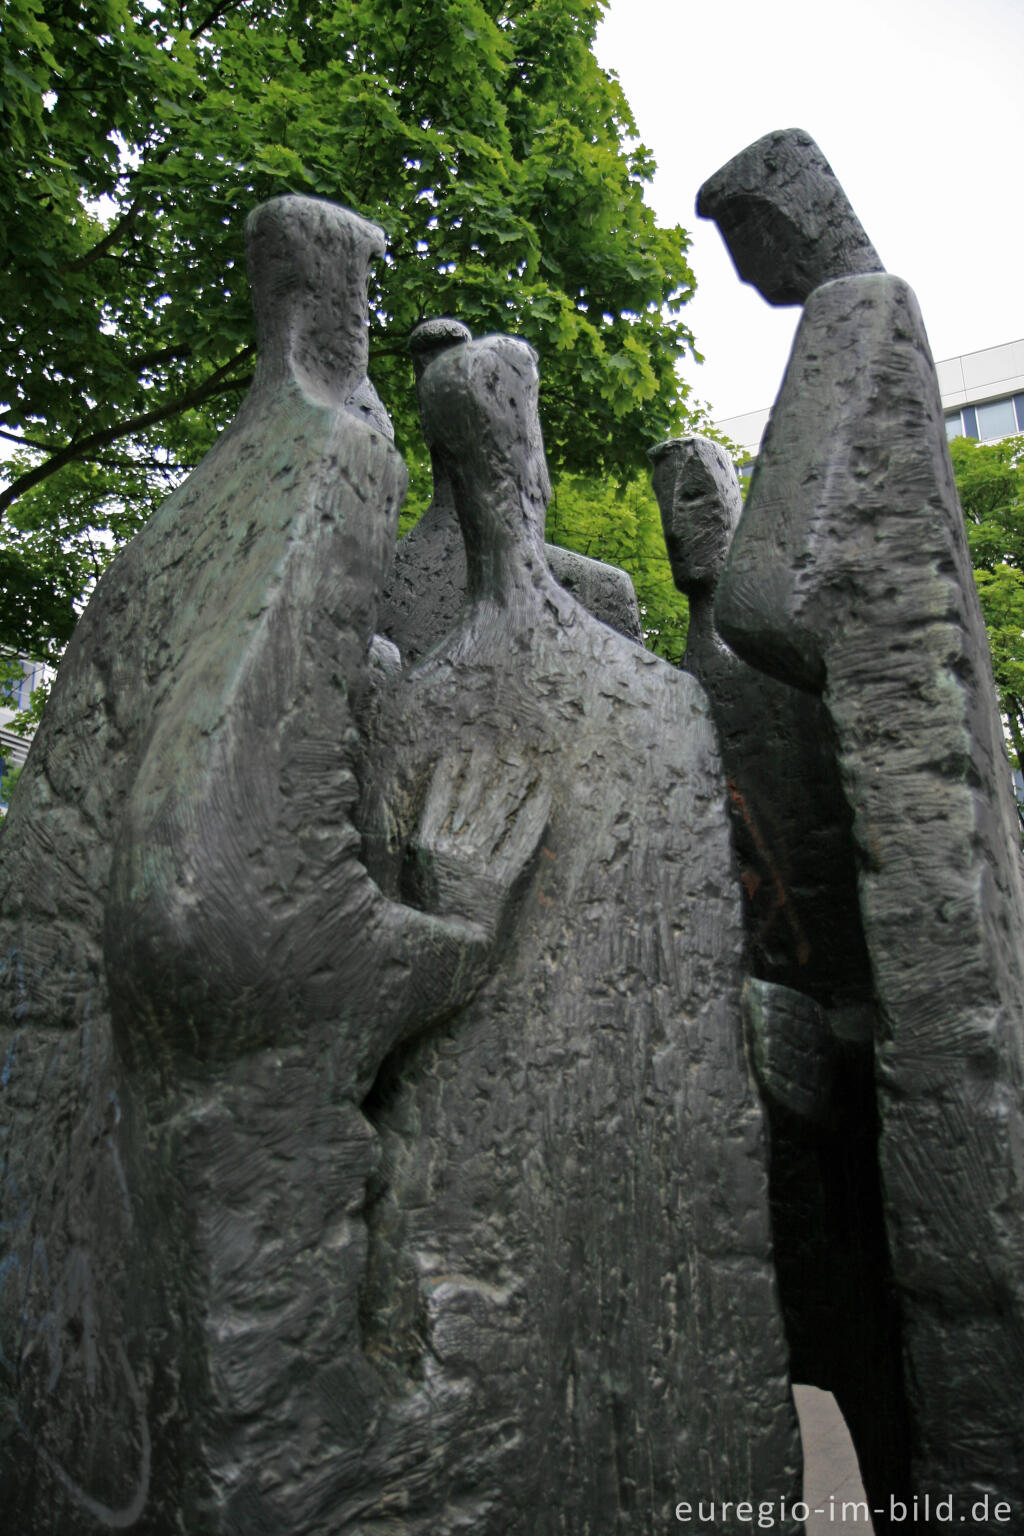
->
[650,436,870,1001]
[717,271,1024,1525]
[696,128,883,306]
[0,196,799,1536]
[354,335,802,1535]
[741,979,835,1126]
[650,436,911,1519]
[378,495,644,663]
[546,542,644,644]
[377,319,643,663]
[0,197,516,1534]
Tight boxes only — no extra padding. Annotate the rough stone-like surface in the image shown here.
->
[742,978,834,1124]
[696,128,884,306]
[717,270,1024,1528]
[0,198,548,1533]
[545,541,644,641]
[379,494,643,663]
[376,320,643,661]
[354,331,801,1534]
[649,435,871,1005]
[650,435,912,1522]
[0,199,800,1532]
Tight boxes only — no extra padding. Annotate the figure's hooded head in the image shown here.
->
[245,195,386,406]
[649,436,743,597]
[417,335,551,583]
[697,129,883,306]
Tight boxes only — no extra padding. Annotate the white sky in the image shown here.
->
[594,0,1024,424]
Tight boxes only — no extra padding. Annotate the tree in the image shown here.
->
[949,432,1024,778]
[546,471,688,664]
[1,0,705,663]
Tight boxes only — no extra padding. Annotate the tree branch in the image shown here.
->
[191,0,246,39]
[58,200,142,276]
[1005,697,1024,774]
[0,427,62,452]
[131,342,194,372]
[0,350,254,521]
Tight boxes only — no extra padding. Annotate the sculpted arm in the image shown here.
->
[104,424,547,1095]
[105,667,547,1095]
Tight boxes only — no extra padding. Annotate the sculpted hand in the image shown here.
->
[405,744,552,939]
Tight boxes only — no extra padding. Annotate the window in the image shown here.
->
[977,398,1017,439]
[946,393,1024,442]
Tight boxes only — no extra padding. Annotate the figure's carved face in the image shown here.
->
[409,316,472,385]
[649,437,742,596]
[246,195,386,404]
[417,334,551,548]
[696,129,884,308]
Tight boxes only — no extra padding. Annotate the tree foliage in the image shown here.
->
[1,0,704,661]
[0,752,24,816]
[949,433,1024,774]
[546,472,687,664]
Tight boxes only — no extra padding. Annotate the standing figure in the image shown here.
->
[704,128,1024,1528]
[0,196,546,1533]
[352,333,803,1534]
[650,433,912,1518]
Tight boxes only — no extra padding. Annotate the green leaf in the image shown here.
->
[1,0,703,670]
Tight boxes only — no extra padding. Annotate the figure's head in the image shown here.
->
[409,316,472,383]
[649,436,743,596]
[245,195,386,403]
[697,129,883,306]
[417,334,551,556]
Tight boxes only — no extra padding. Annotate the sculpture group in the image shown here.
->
[1,131,1022,1535]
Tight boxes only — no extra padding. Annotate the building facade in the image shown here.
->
[718,337,1024,465]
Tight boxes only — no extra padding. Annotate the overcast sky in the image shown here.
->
[594,0,1024,424]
